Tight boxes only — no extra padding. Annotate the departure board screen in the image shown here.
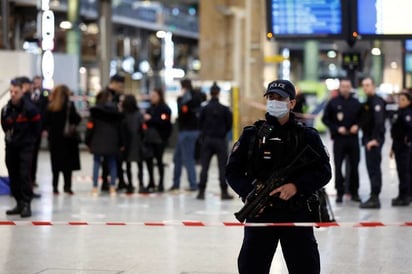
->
[357,0,412,36]
[267,0,343,38]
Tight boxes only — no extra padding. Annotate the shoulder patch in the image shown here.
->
[374,104,381,112]
[406,115,411,122]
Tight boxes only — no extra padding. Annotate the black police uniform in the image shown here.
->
[1,96,41,217]
[390,105,412,205]
[359,94,386,207]
[27,88,49,186]
[197,97,232,199]
[226,113,331,274]
[322,93,362,201]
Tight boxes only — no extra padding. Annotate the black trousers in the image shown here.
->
[364,143,383,196]
[393,143,411,198]
[333,136,360,196]
[198,137,228,191]
[52,170,73,192]
[31,136,41,184]
[5,145,34,203]
[238,226,320,274]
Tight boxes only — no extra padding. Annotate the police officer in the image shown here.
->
[322,78,362,203]
[30,76,49,189]
[389,91,412,206]
[196,82,233,200]
[226,79,331,274]
[1,78,41,218]
[359,77,386,209]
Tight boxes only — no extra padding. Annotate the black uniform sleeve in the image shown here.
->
[289,127,332,195]
[225,107,233,134]
[321,100,339,136]
[371,97,386,143]
[225,126,257,199]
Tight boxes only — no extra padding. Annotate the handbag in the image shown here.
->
[63,101,79,139]
[143,127,162,144]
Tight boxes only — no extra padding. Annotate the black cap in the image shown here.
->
[264,80,296,99]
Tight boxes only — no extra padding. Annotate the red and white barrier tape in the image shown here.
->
[1,220,412,227]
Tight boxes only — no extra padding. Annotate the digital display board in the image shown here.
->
[406,40,412,51]
[357,0,412,37]
[267,0,343,38]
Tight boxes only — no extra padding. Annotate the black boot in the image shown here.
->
[6,203,22,215]
[20,202,32,218]
[360,195,380,209]
[157,182,164,193]
[391,196,410,206]
[126,183,135,194]
[101,181,109,192]
[196,189,205,200]
[117,182,128,191]
[351,194,361,202]
[147,182,156,193]
[221,189,234,200]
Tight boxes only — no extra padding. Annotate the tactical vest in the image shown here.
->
[247,120,305,181]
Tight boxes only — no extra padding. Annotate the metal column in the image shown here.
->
[2,0,10,49]
[98,0,112,88]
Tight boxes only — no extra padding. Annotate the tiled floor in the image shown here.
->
[1,132,412,274]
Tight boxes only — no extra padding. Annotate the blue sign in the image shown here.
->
[268,0,343,37]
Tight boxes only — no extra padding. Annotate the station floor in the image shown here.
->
[1,133,412,274]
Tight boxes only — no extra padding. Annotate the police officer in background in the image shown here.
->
[1,78,41,217]
[226,80,331,274]
[196,82,233,200]
[30,76,49,188]
[389,91,412,206]
[322,78,362,203]
[359,77,386,209]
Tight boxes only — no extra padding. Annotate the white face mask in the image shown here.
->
[266,100,289,118]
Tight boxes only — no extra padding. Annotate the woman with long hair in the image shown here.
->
[143,87,172,192]
[120,94,148,193]
[44,84,81,195]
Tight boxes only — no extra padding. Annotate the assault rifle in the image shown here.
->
[234,145,321,223]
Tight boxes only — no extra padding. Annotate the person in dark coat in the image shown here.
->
[169,78,202,191]
[120,94,145,194]
[1,77,41,217]
[85,90,123,196]
[101,74,126,191]
[359,77,386,209]
[196,82,233,200]
[44,85,81,195]
[389,91,412,206]
[143,87,172,192]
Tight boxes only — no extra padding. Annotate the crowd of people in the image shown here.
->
[3,73,412,220]
[1,75,234,217]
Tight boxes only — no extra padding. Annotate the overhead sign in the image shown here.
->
[267,0,343,38]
